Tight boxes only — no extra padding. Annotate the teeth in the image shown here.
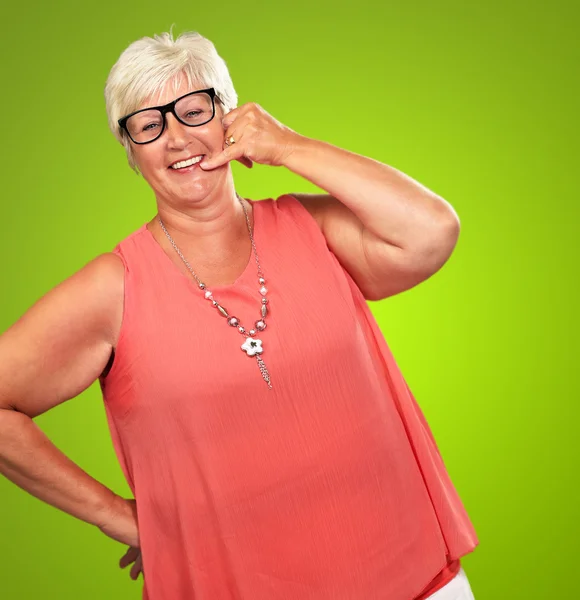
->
[170,155,203,169]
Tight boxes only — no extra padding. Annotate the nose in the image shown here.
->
[164,112,189,148]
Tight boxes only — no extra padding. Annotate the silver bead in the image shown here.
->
[199,283,206,290]
[238,325,245,333]
[228,317,239,327]
[217,305,229,318]
[262,298,268,304]
[249,329,256,336]
[212,300,218,306]
[256,320,266,331]
[259,277,265,284]
[261,304,268,318]
[260,286,268,296]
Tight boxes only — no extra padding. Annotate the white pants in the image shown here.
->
[423,566,475,600]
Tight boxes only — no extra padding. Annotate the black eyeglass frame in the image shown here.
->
[117,87,219,145]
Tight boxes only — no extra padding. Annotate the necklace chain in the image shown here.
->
[157,193,273,389]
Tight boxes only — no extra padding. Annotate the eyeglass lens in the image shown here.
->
[126,92,214,143]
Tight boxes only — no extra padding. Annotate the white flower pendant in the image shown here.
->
[241,337,272,389]
[241,337,263,356]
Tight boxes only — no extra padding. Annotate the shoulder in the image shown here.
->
[80,252,125,290]
[274,193,326,232]
[91,251,125,271]
[48,252,125,296]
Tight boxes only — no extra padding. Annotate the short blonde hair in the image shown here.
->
[104,29,238,173]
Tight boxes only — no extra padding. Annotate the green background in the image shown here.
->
[1,0,578,597]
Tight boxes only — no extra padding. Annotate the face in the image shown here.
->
[129,76,228,207]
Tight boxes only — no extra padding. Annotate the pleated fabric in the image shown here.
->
[99,194,478,600]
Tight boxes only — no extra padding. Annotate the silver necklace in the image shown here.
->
[158,193,273,390]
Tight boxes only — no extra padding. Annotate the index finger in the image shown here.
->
[200,145,240,170]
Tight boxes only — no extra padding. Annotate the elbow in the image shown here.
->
[436,213,460,253]
[415,218,461,275]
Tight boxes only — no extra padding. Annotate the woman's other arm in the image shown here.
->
[0,253,133,538]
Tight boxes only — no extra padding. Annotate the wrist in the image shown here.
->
[92,490,126,529]
[279,132,312,169]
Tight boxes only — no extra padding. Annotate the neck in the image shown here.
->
[147,186,253,260]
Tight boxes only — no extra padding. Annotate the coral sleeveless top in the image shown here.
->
[99,194,478,600]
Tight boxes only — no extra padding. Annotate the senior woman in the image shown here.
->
[0,30,478,600]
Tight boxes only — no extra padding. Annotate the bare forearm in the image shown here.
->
[282,134,459,249]
[0,408,118,528]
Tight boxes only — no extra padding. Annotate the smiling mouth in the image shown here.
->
[169,155,205,170]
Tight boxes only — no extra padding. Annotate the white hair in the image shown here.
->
[104,28,238,173]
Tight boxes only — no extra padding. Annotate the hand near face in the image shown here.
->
[200,103,300,171]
